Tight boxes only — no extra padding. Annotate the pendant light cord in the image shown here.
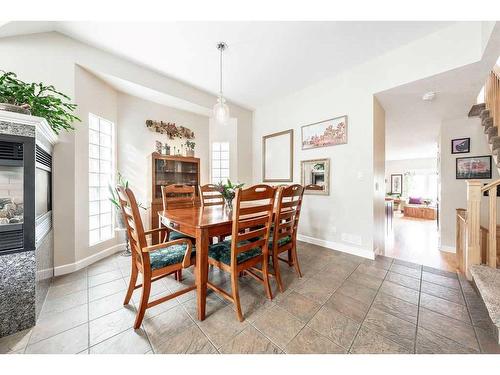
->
[219,44,223,96]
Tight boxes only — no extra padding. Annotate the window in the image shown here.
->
[404,171,437,201]
[211,142,230,184]
[88,114,114,245]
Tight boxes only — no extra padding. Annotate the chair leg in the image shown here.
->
[287,249,293,266]
[231,271,244,322]
[291,245,302,278]
[273,252,285,293]
[134,275,151,329]
[177,269,183,281]
[262,256,273,300]
[123,263,138,305]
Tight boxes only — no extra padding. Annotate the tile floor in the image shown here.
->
[1,241,499,354]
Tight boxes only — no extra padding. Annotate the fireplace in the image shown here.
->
[0,137,35,256]
[0,111,57,338]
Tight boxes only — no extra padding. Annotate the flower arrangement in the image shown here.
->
[145,120,195,140]
[0,70,81,134]
[214,179,244,210]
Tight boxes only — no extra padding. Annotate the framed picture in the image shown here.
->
[451,137,470,154]
[262,129,293,182]
[391,174,403,194]
[301,158,330,195]
[456,155,492,179]
[301,115,347,150]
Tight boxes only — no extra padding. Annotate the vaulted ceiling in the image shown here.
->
[0,21,454,109]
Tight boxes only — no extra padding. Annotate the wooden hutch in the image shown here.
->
[148,152,200,234]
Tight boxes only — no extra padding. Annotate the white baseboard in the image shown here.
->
[297,234,375,260]
[54,243,126,276]
[440,245,456,253]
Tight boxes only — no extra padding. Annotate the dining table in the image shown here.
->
[158,205,234,321]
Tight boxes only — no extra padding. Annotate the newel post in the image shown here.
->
[465,180,482,280]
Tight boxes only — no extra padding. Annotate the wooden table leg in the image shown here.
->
[195,227,209,321]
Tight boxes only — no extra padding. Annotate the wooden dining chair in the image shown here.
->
[206,184,276,321]
[161,184,196,240]
[199,184,224,207]
[269,184,305,293]
[117,186,196,329]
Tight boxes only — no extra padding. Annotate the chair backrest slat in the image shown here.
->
[231,184,276,266]
[199,184,224,207]
[116,186,149,269]
[161,184,196,210]
[271,184,305,252]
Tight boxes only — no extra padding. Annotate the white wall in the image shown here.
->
[439,117,500,252]
[252,22,490,259]
[117,93,210,228]
[0,31,252,271]
[385,157,437,194]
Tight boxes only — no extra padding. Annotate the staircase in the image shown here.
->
[458,65,500,344]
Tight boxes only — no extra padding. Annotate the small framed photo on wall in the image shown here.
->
[451,137,470,154]
[456,155,492,179]
[391,174,403,195]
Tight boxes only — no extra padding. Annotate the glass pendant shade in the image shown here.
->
[213,96,230,124]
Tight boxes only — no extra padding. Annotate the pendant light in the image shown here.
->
[213,42,230,124]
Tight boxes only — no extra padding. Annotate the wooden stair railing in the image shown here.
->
[485,66,500,132]
[460,179,500,279]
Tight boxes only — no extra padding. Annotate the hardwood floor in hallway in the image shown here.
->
[385,213,457,272]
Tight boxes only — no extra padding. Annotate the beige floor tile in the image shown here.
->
[142,305,194,348]
[89,290,132,321]
[153,324,217,354]
[253,305,305,349]
[182,293,227,321]
[418,307,479,351]
[26,324,88,354]
[421,280,465,305]
[386,271,420,291]
[275,291,321,322]
[293,276,340,304]
[345,272,383,291]
[46,278,87,300]
[88,270,123,288]
[363,307,416,350]
[88,278,127,302]
[416,327,478,354]
[40,289,88,317]
[89,306,137,346]
[196,304,249,348]
[324,292,370,323]
[90,328,151,354]
[379,280,419,305]
[285,326,345,354]
[420,293,471,323]
[350,326,410,354]
[0,328,32,354]
[307,306,359,349]
[371,292,418,325]
[354,263,388,279]
[220,325,280,354]
[390,263,421,279]
[87,258,119,276]
[51,269,87,287]
[475,326,500,354]
[422,271,460,290]
[29,304,88,344]
[336,279,378,306]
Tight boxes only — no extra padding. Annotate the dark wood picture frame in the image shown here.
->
[390,174,403,195]
[451,137,470,154]
[456,155,492,179]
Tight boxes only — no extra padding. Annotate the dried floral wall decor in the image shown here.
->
[145,120,195,140]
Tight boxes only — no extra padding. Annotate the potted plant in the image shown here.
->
[215,179,244,210]
[185,140,195,157]
[0,71,80,134]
